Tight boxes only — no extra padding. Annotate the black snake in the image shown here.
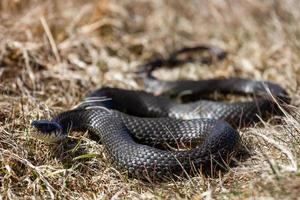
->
[31,45,290,178]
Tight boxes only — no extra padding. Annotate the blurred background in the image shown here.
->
[1,0,299,91]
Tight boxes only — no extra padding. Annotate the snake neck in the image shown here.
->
[52,108,112,135]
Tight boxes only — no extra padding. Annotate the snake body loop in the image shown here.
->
[31,45,290,177]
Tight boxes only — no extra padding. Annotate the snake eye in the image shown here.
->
[31,120,62,133]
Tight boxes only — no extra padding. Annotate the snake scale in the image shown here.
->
[31,45,290,178]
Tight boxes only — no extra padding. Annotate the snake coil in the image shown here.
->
[31,45,290,178]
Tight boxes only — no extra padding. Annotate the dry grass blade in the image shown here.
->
[40,16,61,62]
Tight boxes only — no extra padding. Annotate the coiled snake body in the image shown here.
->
[32,45,290,178]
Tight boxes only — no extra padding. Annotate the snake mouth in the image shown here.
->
[31,120,66,142]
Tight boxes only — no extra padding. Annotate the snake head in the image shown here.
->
[31,120,66,142]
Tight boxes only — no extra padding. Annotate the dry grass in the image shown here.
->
[1,0,300,199]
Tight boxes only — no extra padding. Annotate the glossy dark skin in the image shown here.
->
[32,45,290,178]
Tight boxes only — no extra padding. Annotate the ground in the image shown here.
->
[1,0,300,199]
